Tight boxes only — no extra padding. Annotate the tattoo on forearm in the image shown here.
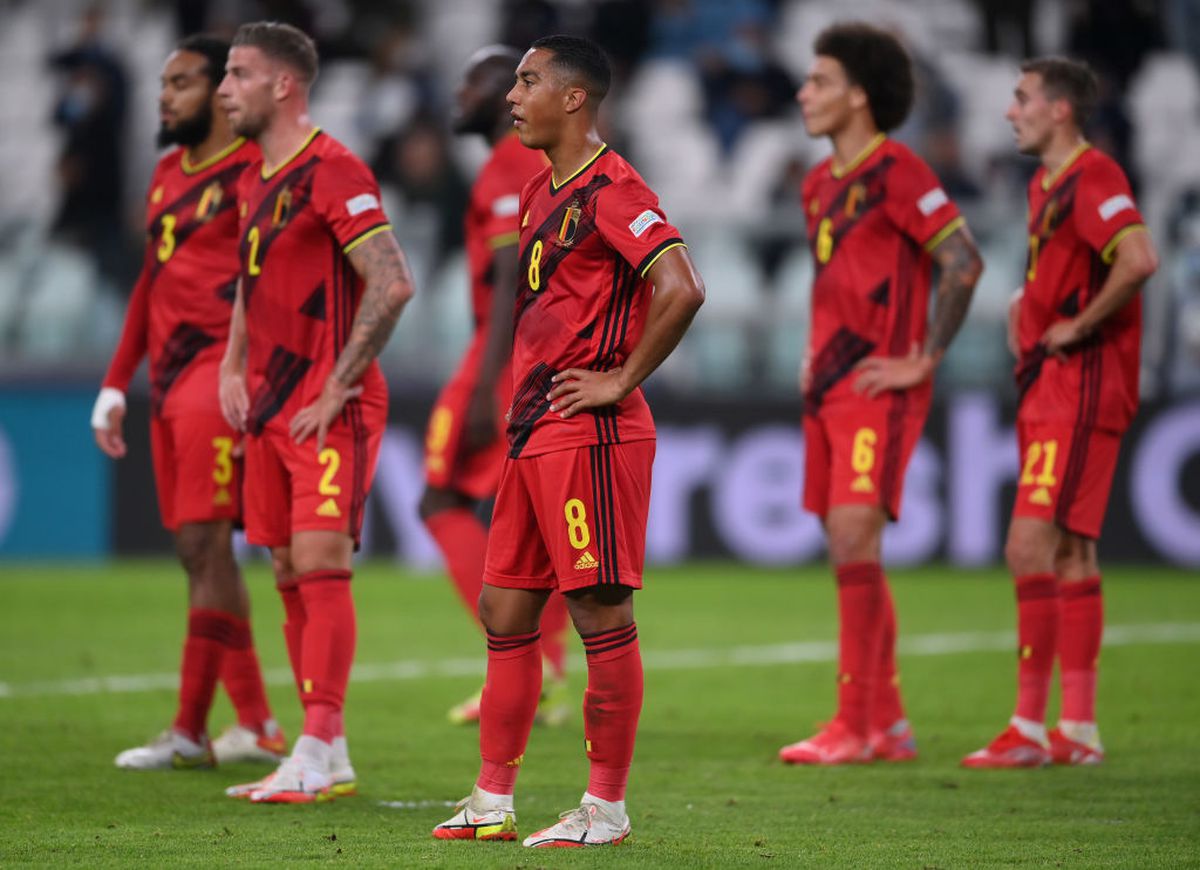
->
[333,233,413,385]
[926,230,981,355]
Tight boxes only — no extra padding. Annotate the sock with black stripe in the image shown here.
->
[581,623,643,802]
[476,629,542,795]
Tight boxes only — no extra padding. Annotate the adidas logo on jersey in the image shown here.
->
[1029,487,1052,506]
[851,474,875,494]
[316,498,342,518]
[574,550,599,570]
[213,488,231,506]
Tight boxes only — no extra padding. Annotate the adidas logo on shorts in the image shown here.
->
[573,551,598,570]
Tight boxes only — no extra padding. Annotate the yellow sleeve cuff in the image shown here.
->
[342,223,393,254]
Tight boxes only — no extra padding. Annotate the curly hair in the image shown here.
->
[814,23,914,132]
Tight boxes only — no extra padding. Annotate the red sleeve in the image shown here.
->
[1074,159,1145,262]
[883,152,964,250]
[102,259,150,390]
[593,175,685,278]
[478,154,538,248]
[312,153,392,253]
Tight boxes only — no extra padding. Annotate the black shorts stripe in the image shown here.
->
[600,445,619,584]
[589,445,620,585]
[880,389,908,518]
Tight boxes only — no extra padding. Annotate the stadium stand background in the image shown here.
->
[0,0,1197,564]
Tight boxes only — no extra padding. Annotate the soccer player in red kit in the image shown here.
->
[94,35,284,771]
[778,23,983,765]
[433,35,704,846]
[419,46,572,728]
[215,22,415,802]
[963,58,1157,769]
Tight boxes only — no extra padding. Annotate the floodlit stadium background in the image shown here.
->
[0,0,1197,565]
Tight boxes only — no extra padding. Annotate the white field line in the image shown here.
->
[2,622,1198,701]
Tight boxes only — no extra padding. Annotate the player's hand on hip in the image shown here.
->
[219,369,250,432]
[91,387,127,459]
[290,377,363,451]
[1040,317,1085,361]
[548,367,629,419]
[852,342,935,399]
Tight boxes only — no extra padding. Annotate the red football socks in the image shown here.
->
[173,608,235,740]
[540,594,570,680]
[1058,576,1102,722]
[581,623,643,802]
[872,576,907,730]
[296,570,356,743]
[834,562,886,738]
[425,508,488,623]
[219,614,273,730]
[476,629,542,795]
[1014,573,1060,723]
[278,580,306,695]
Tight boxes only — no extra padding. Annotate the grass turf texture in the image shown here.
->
[1,561,1198,868]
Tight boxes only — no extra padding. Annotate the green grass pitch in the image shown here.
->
[1,561,1198,867]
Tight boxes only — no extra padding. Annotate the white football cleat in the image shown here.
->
[212,723,287,765]
[248,756,333,804]
[432,786,517,840]
[522,799,630,847]
[329,739,357,798]
[115,730,214,770]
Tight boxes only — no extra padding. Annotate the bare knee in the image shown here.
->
[175,521,232,581]
[565,585,634,636]
[1005,519,1059,576]
[1055,533,1098,581]
[418,486,472,522]
[478,585,547,636]
[289,531,354,576]
[824,507,884,566]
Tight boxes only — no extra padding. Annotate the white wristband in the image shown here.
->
[91,387,126,430]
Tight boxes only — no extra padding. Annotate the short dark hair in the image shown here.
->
[813,22,914,132]
[232,21,318,85]
[1020,56,1099,128]
[175,34,230,87]
[529,34,611,104]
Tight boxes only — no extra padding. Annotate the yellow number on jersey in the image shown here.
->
[318,448,342,496]
[211,436,234,485]
[816,218,834,264]
[1020,440,1058,486]
[564,498,591,550]
[247,225,263,276]
[157,214,177,263]
[528,239,544,291]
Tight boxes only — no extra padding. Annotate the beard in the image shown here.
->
[229,109,268,141]
[156,107,213,148]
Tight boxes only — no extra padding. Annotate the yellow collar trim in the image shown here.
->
[1041,141,1091,191]
[832,133,886,179]
[551,144,608,192]
[261,128,321,180]
[181,137,246,175]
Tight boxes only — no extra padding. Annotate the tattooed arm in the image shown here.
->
[289,232,416,448]
[853,225,983,398]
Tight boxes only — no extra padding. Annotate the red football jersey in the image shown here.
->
[801,135,963,412]
[1017,144,1145,432]
[236,129,392,435]
[465,132,547,332]
[103,138,257,417]
[508,145,685,457]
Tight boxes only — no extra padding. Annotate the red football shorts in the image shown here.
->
[424,343,512,499]
[483,440,655,592]
[150,412,241,531]
[803,394,928,520]
[1011,417,1122,539]
[242,414,382,549]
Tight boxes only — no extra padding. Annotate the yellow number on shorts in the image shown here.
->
[318,447,342,496]
[247,225,263,276]
[851,427,877,474]
[157,214,177,263]
[1020,440,1059,486]
[1026,234,1040,281]
[212,436,234,485]
[527,239,543,291]
[564,498,591,550]
[426,407,453,454]
[816,217,834,264]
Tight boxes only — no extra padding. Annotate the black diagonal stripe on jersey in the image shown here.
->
[811,157,892,277]
[1057,287,1081,317]
[240,157,320,304]
[803,327,876,413]
[149,323,217,416]
[514,175,614,323]
[888,238,920,356]
[299,282,326,320]
[1031,172,1079,241]
[146,162,250,284]
[591,256,636,445]
[868,278,890,306]
[1016,344,1048,404]
[506,362,557,457]
[246,346,312,434]
[217,278,237,304]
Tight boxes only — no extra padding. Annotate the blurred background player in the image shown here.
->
[963,57,1157,769]
[779,23,982,765]
[216,22,416,803]
[433,35,705,847]
[419,45,572,729]
[93,34,284,772]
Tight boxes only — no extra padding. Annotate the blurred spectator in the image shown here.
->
[499,0,562,52]
[1066,0,1164,89]
[974,0,1034,56]
[1164,0,1200,75]
[355,23,431,161]
[48,4,131,288]
[1085,72,1139,193]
